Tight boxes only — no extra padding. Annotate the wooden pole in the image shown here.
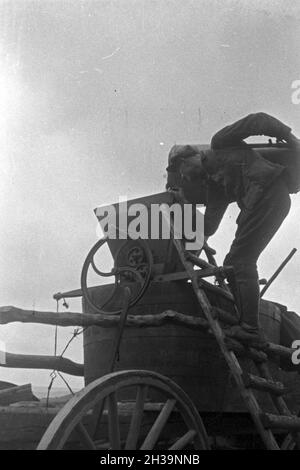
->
[0,351,84,376]
[0,305,209,329]
[261,248,297,297]
[0,306,296,362]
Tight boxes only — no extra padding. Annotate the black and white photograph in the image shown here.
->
[0,0,300,454]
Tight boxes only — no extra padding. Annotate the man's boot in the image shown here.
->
[224,272,266,345]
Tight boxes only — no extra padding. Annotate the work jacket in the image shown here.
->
[167,112,297,237]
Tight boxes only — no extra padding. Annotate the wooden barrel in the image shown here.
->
[83,281,281,412]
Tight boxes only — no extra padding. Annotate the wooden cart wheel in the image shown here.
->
[81,238,153,315]
[37,370,210,450]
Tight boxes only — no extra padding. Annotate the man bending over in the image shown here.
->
[166,112,299,342]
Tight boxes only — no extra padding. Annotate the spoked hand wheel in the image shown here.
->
[81,237,153,315]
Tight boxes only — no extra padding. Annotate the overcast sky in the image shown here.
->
[0,0,299,390]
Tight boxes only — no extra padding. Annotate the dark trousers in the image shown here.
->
[224,177,291,329]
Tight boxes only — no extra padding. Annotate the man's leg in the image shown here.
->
[224,178,291,337]
[226,263,260,330]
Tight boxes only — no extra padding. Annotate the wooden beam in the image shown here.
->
[153,271,190,282]
[199,278,235,302]
[0,304,236,330]
[262,413,300,431]
[225,337,268,362]
[242,372,287,396]
[0,305,209,329]
[0,306,296,364]
[261,248,297,297]
[0,405,59,449]
[0,351,83,376]
[265,342,294,359]
[0,305,103,327]
[0,384,38,406]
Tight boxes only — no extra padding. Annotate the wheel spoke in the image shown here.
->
[125,385,148,450]
[108,393,121,450]
[140,399,176,450]
[75,422,96,450]
[91,257,116,277]
[116,266,144,284]
[91,399,106,439]
[94,440,111,450]
[168,429,197,450]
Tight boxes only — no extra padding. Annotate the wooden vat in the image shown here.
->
[83,281,281,412]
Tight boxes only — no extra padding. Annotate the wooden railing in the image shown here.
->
[0,305,296,377]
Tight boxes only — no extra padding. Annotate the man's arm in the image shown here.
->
[204,202,228,237]
[204,183,229,237]
[170,182,228,238]
[211,112,292,149]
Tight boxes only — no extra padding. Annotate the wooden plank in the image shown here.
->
[125,385,148,450]
[0,384,38,406]
[141,399,176,450]
[0,405,59,449]
[0,405,59,415]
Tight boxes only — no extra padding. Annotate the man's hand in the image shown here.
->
[203,236,217,256]
[285,132,300,148]
[168,188,188,204]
